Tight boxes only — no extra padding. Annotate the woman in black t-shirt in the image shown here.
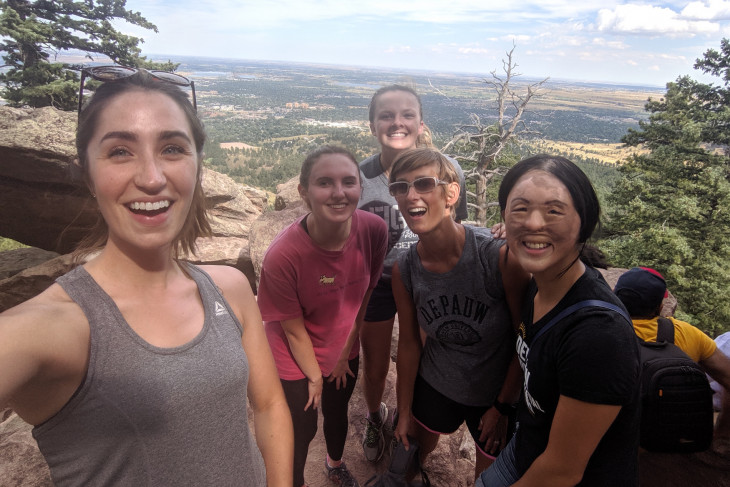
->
[477,154,640,487]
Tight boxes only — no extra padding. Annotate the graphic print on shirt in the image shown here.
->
[516,323,545,415]
[359,199,415,252]
[313,269,367,299]
[419,294,490,346]
[319,275,336,285]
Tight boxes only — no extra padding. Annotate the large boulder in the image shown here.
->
[274,175,303,210]
[0,253,79,312]
[187,168,269,289]
[0,106,90,253]
[0,410,52,487]
[248,176,308,285]
[0,105,268,304]
[0,248,59,281]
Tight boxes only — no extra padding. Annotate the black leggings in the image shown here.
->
[280,356,360,487]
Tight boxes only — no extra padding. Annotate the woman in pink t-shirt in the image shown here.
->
[257,146,388,487]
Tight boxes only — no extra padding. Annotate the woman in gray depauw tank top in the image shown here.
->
[388,148,529,481]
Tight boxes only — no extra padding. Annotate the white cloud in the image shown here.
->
[592,37,629,49]
[596,4,719,36]
[682,1,730,20]
[384,46,413,54]
[649,65,661,71]
[116,0,729,86]
[501,34,532,42]
[659,53,688,61]
[458,47,490,54]
[128,0,624,30]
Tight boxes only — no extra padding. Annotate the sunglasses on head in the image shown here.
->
[388,176,448,197]
[78,65,197,115]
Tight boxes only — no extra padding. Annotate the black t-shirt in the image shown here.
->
[514,266,640,486]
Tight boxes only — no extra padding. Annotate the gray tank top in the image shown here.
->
[33,264,266,486]
[398,225,513,407]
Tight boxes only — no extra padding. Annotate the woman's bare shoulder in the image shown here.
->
[197,265,258,324]
[2,282,80,321]
[197,264,251,292]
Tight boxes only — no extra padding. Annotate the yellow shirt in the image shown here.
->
[633,317,717,363]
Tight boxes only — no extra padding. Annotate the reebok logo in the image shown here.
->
[214,301,227,316]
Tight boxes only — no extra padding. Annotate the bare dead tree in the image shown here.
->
[442,46,549,226]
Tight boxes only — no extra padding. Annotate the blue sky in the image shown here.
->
[119,1,730,87]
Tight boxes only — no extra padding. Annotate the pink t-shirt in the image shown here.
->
[257,210,388,380]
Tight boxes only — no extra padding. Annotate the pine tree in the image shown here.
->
[602,39,730,336]
[0,0,177,109]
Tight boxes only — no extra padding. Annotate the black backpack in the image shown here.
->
[637,317,714,453]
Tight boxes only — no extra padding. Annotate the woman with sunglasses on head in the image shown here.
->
[388,147,529,480]
[257,146,388,487]
[0,67,292,486]
[477,155,640,487]
[357,85,472,463]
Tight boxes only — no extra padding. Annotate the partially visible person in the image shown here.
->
[0,67,292,486]
[389,148,528,479]
[257,146,388,487]
[357,84,469,463]
[478,154,640,487]
[712,332,730,410]
[614,267,730,454]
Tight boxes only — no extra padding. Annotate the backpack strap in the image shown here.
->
[532,299,631,343]
[656,317,676,344]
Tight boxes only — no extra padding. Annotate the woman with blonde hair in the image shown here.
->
[389,147,528,480]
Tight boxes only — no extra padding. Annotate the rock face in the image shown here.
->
[248,176,308,287]
[0,410,52,487]
[0,248,59,281]
[0,105,268,305]
[188,168,269,290]
[0,106,90,253]
[0,253,78,312]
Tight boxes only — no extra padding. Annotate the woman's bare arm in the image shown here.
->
[513,395,621,487]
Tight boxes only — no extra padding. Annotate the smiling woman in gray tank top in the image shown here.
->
[0,67,293,486]
[388,147,529,481]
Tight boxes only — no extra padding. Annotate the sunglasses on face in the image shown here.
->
[77,65,197,115]
[388,176,448,197]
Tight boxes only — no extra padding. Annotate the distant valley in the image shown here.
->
[164,56,662,192]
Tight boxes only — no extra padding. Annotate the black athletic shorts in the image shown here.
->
[411,374,514,458]
[363,277,397,322]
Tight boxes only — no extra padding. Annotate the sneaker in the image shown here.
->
[325,459,360,487]
[362,402,388,462]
